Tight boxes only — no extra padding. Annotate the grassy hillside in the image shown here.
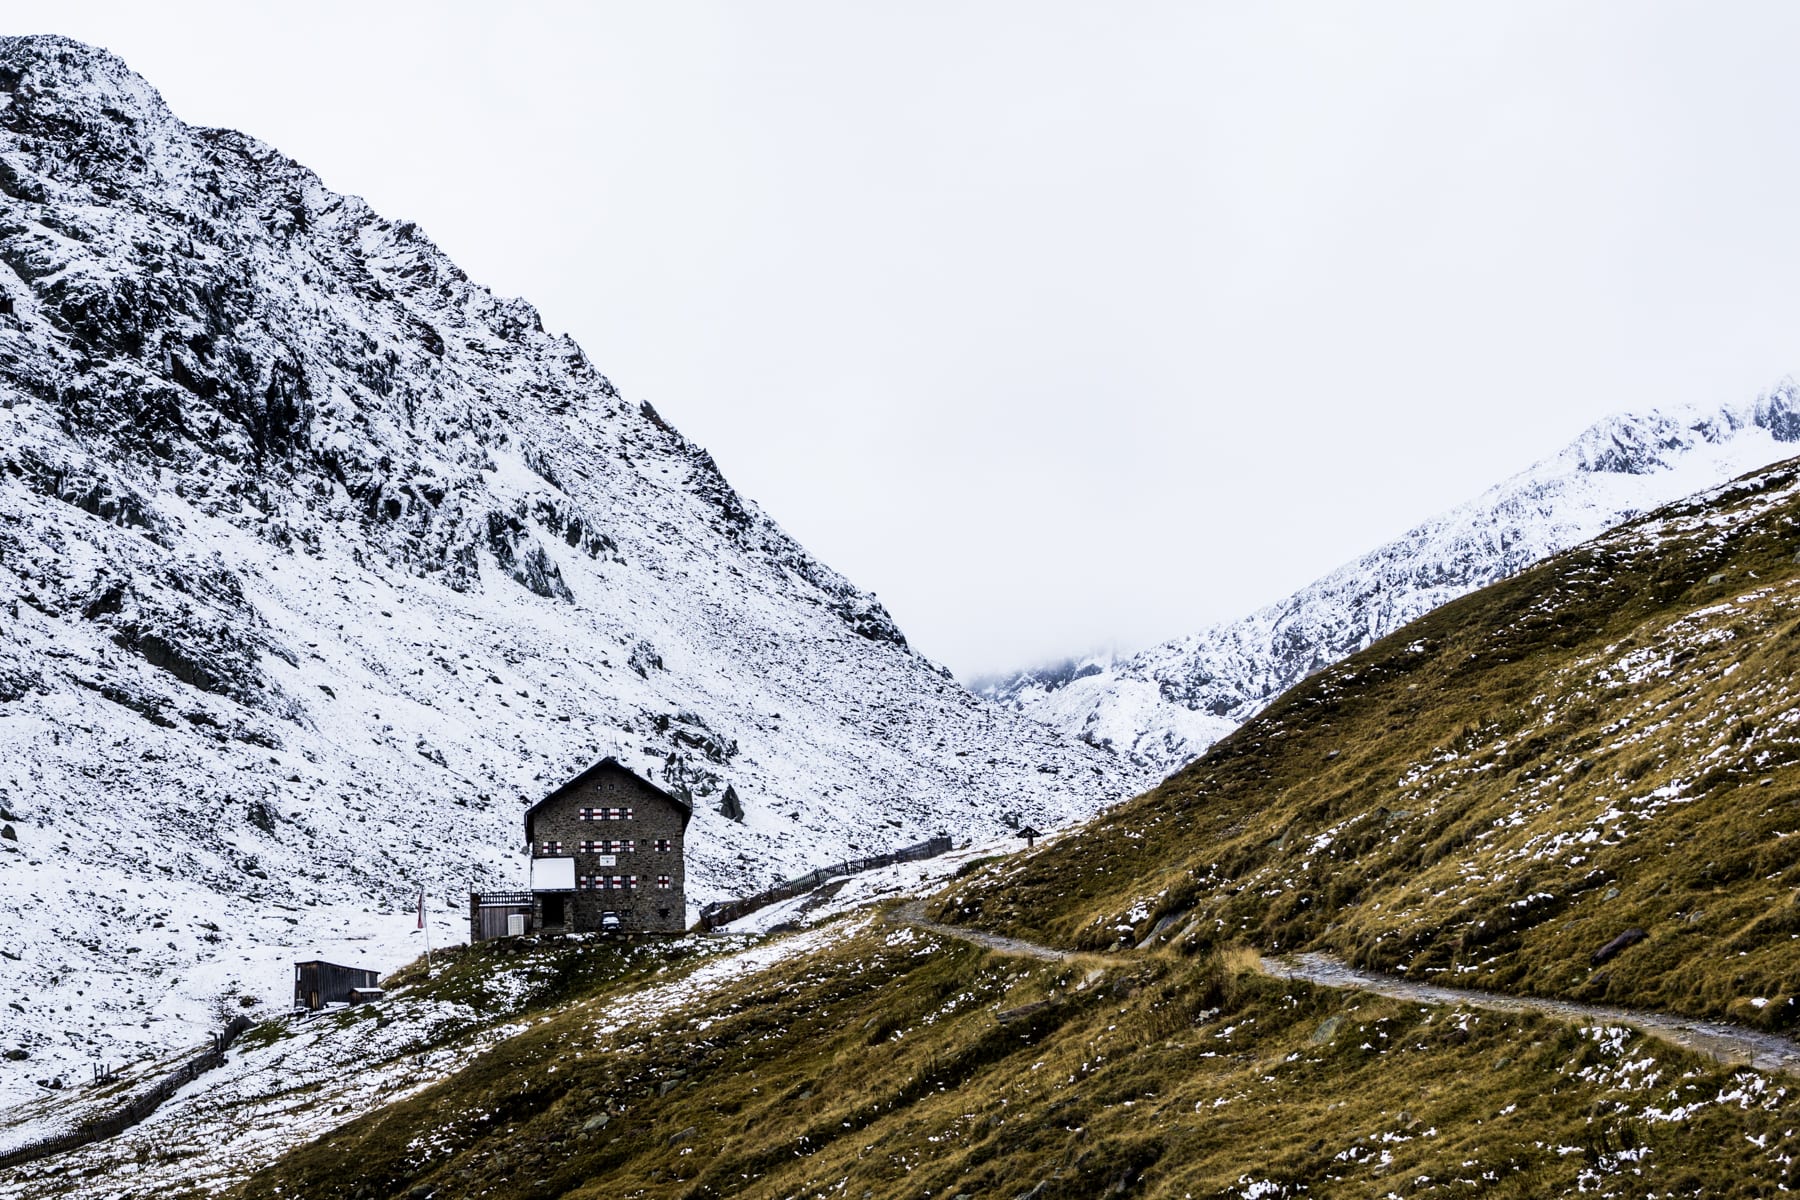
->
[236,916,1800,1199]
[945,457,1800,1028]
[220,457,1800,1198]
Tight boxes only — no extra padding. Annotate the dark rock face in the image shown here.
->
[5,448,168,540]
[484,510,574,601]
[93,562,285,704]
[1756,382,1800,443]
[628,639,663,678]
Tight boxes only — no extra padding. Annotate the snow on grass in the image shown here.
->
[0,917,867,1199]
[716,834,1038,936]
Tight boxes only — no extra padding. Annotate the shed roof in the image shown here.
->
[524,756,693,840]
[293,960,379,974]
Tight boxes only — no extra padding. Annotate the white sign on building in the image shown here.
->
[531,856,575,891]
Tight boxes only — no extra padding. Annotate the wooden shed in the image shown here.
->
[468,890,535,942]
[293,960,381,1011]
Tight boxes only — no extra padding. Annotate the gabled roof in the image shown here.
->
[524,756,693,840]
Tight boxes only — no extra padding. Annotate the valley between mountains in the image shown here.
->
[210,443,1800,1199]
[6,30,1800,1200]
[6,410,1796,1199]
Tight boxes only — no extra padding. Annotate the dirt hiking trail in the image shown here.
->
[891,903,1800,1076]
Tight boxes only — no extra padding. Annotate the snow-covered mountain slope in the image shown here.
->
[979,391,1800,776]
[0,35,1129,1104]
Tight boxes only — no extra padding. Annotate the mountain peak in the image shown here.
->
[985,387,1800,778]
[0,34,195,210]
[1562,385,1800,477]
[0,33,173,124]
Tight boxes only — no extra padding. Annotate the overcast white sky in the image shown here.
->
[32,3,1800,679]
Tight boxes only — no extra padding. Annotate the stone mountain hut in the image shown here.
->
[514,756,691,937]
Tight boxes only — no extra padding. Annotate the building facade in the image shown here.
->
[523,757,690,936]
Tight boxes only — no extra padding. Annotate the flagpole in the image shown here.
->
[418,883,432,976]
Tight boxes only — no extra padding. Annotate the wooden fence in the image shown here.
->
[697,835,953,931]
[0,1015,253,1171]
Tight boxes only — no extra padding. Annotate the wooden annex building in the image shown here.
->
[293,960,382,1011]
[471,757,691,941]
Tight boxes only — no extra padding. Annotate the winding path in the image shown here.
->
[890,904,1800,1076]
[1260,952,1800,1076]
[891,902,1067,961]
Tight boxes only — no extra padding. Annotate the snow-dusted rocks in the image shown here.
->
[981,388,1800,778]
[0,35,1129,1103]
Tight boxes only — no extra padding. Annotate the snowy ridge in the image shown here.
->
[981,388,1800,776]
[0,35,1129,1104]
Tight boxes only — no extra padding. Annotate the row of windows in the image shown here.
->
[576,875,675,891]
[579,806,635,821]
[538,839,676,855]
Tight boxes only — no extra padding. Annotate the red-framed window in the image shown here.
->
[578,875,639,891]
[579,807,634,821]
[656,874,672,890]
[537,840,563,855]
[654,838,673,853]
